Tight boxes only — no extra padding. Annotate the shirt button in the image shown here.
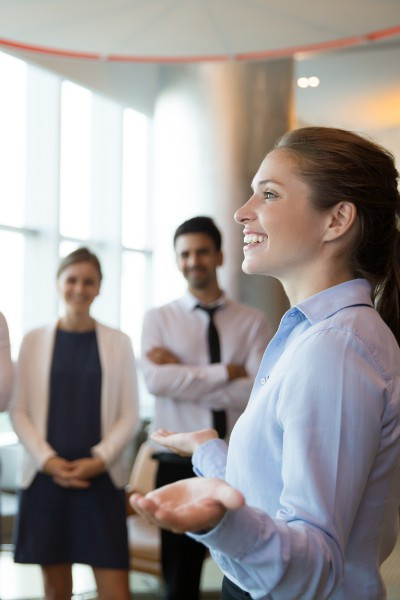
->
[260,377,267,385]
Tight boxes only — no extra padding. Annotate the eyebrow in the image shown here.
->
[251,178,283,191]
[178,246,211,254]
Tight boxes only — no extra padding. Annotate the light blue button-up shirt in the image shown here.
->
[191,279,400,599]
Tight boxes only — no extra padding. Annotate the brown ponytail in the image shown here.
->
[373,232,400,344]
[275,127,400,343]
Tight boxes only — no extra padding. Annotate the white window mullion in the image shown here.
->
[24,65,61,332]
[90,94,123,328]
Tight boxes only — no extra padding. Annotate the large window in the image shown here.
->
[60,81,93,241]
[0,51,153,430]
[0,52,26,229]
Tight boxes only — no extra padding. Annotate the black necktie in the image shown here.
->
[196,305,227,439]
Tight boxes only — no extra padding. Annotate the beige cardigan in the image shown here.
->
[10,321,139,488]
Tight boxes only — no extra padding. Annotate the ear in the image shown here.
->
[217,250,223,267]
[323,202,357,242]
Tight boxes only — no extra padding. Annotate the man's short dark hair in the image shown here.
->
[173,216,222,251]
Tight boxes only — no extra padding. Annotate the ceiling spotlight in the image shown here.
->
[297,77,309,88]
[308,76,320,88]
[296,76,320,88]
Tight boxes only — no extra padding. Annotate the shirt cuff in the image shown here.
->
[188,504,263,557]
[192,438,228,478]
[91,444,108,465]
[205,362,230,384]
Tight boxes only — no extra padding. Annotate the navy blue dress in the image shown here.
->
[14,329,129,569]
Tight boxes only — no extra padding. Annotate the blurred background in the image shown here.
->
[0,2,399,598]
[0,0,399,423]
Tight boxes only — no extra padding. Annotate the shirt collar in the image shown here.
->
[181,290,228,312]
[295,279,373,326]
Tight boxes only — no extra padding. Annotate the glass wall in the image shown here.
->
[0,51,153,431]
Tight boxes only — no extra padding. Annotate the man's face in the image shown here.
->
[175,233,222,290]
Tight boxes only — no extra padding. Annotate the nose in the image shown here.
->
[234,193,257,224]
[73,280,85,293]
[187,252,200,267]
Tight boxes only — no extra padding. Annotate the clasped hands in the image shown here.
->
[129,429,244,534]
[43,456,105,489]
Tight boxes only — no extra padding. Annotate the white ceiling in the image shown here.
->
[0,0,399,143]
[0,0,399,61]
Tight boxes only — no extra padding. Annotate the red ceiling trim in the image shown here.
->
[236,35,365,60]
[0,25,399,63]
[107,53,229,63]
[365,25,400,40]
[0,37,101,60]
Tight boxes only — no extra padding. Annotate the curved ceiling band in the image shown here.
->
[0,24,399,63]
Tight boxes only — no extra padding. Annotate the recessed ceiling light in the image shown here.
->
[308,76,320,88]
[297,77,309,88]
[296,76,320,88]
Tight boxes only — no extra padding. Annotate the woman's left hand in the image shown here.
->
[151,428,218,456]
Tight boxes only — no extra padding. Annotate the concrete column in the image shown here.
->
[152,59,293,330]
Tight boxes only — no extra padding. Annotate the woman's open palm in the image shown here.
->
[130,476,244,533]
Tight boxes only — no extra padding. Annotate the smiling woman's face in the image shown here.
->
[57,261,101,315]
[234,149,331,283]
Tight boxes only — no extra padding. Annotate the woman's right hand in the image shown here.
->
[43,456,72,477]
[130,476,244,533]
[151,428,219,457]
[43,456,90,489]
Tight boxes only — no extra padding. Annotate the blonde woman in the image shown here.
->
[11,247,139,600]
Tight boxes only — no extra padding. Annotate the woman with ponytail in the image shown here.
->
[274,127,400,344]
[131,127,400,600]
